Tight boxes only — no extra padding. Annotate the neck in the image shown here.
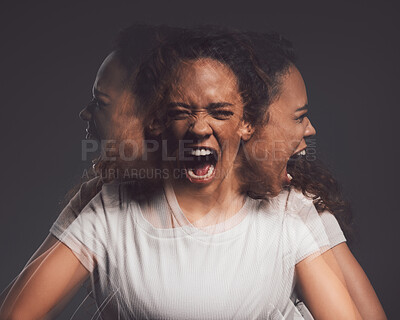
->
[168,170,245,224]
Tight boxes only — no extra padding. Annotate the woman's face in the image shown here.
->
[165,58,251,190]
[79,52,143,146]
[247,65,316,194]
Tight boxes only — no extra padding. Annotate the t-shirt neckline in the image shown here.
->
[133,182,255,242]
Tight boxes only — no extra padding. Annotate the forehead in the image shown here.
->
[169,58,241,106]
[273,66,308,113]
[93,52,128,94]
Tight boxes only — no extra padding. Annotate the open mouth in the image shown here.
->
[285,148,307,183]
[182,147,218,184]
[289,148,306,161]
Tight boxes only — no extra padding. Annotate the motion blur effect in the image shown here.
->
[0,25,386,320]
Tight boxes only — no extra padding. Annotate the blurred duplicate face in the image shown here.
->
[245,65,316,195]
[79,51,144,163]
[164,58,252,192]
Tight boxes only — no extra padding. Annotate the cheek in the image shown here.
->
[92,114,107,137]
[245,128,275,161]
[214,122,241,150]
[288,126,306,150]
[253,127,295,163]
[215,117,242,136]
[269,121,303,153]
[103,116,123,139]
[263,126,289,157]
[94,106,117,133]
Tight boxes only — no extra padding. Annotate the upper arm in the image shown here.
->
[331,243,387,320]
[25,234,60,267]
[0,241,90,320]
[296,254,362,320]
[0,235,59,308]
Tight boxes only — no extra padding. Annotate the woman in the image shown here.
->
[240,32,386,319]
[0,24,175,317]
[0,28,362,319]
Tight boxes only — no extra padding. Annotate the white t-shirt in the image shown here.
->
[52,181,344,319]
[50,177,102,237]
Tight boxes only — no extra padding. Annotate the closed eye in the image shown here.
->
[89,97,107,109]
[209,109,234,119]
[296,112,308,123]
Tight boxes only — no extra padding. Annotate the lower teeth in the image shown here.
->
[188,165,215,180]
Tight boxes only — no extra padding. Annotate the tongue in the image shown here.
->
[192,163,211,176]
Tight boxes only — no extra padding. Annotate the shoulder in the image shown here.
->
[79,176,102,200]
[62,176,103,215]
[269,188,330,243]
[260,187,315,218]
[86,180,131,213]
[50,177,103,236]
[86,180,163,215]
[249,188,316,231]
[283,189,346,246]
[60,182,134,241]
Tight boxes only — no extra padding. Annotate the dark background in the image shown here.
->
[0,1,398,318]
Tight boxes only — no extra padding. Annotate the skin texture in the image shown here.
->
[246,64,385,319]
[0,56,360,320]
[296,253,362,319]
[330,243,387,319]
[0,243,89,320]
[165,58,253,222]
[0,59,386,320]
[244,65,316,196]
[0,52,143,318]
[80,51,144,161]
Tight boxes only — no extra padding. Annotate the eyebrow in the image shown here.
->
[207,102,234,109]
[167,102,234,109]
[296,104,309,112]
[93,88,110,99]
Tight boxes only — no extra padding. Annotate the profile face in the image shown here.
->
[246,65,316,194]
[165,58,250,189]
[79,52,144,157]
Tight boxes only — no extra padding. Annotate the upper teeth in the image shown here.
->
[190,149,212,156]
[299,150,306,156]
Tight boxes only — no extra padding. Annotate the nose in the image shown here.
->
[79,105,93,122]
[189,117,213,139]
[304,118,316,137]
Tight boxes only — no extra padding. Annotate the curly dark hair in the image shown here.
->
[68,24,182,191]
[111,24,182,119]
[134,26,270,128]
[288,157,355,244]
[245,31,296,103]
[81,26,355,243]
[242,31,355,243]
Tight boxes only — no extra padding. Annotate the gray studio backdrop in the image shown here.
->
[0,1,398,318]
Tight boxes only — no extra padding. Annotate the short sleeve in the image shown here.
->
[295,206,331,264]
[319,210,346,248]
[285,190,332,264]
[56,181,119,272]
[50,177,102,239]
